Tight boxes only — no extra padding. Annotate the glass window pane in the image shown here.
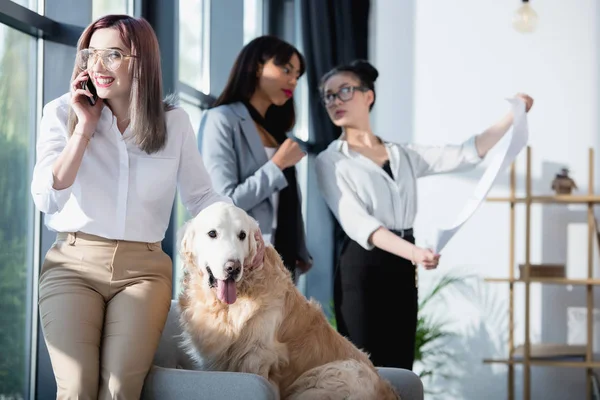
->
[172,100,205,298]
[179,0,210,93]
[0,23,37,400]
[180,100,204,135]
[243,0,263,44]
[93,0,129,20]
[9,0,37,12]
[173,195,192,299]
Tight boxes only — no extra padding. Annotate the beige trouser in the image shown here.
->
[39,232,172,400]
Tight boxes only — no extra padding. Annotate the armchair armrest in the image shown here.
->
[141,366,278,400]
[377,367,424,400]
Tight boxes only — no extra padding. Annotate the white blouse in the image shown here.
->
[315,135,483,250]
[263,146,279,244]
[30,93,230,243]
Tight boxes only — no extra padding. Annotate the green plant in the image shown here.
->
[327,299,336,330]
[414,274,470,382]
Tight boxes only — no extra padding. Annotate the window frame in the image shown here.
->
[178,0,211,96]
[0,2,87,399]
[1,2,138,398]
[0,1,81,45]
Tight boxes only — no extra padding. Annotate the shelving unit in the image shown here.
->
[483,146,600,400]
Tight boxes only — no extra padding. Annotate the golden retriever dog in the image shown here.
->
[178,202,400,400]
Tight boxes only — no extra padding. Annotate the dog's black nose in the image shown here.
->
[224,260,241,277]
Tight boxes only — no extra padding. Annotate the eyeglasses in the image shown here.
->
[76,48,137,72]
[321,86,368,107]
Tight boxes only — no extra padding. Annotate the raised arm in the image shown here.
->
[31,74,105,214]
[406,93,534,178]
[200,109,288,211]
[404,135,482,178]
[31,102,73,214]
[474,93,534,158]
[30,102,96,214]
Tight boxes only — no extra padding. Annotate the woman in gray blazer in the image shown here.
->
[199,36,312,283]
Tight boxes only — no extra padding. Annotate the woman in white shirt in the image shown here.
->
[315,59,533,370]
[30,15,232,399]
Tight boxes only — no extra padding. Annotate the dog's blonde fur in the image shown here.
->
[178,203,400,400]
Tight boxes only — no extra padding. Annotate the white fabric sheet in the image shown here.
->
[430,97,529,253]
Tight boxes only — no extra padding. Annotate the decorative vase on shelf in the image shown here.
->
[551,168,577,195]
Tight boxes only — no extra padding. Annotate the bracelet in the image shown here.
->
[73,131,91,144]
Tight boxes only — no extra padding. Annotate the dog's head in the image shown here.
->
[179,201,261,305]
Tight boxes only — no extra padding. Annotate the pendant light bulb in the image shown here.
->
[513,0,538,33]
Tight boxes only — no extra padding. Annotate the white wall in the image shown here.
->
[370,0,600,398]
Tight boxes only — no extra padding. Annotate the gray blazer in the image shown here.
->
[199,102,311,264]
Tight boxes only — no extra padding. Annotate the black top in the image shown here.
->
[242,101,305,273]
[382,160,394,180]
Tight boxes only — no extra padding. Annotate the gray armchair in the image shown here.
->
[141,301,424,400]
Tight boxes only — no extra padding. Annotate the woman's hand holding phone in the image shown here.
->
[70,70,103,139]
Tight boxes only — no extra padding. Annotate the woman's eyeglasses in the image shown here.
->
[76,48,137,72]
[321,86,368,107]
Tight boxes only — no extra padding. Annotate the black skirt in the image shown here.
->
[333,232,418,370]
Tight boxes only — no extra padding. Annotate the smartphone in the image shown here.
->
[81,77,98,106]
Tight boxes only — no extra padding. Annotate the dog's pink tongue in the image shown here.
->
[217,279,237,304]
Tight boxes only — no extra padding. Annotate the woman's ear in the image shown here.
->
[366,90,375,109]
[256,63,264,78]
[178,221,197,269]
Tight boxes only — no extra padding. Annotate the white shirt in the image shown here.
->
[263,146,279,244]
[315,135,483,250]
[31,93,231,243]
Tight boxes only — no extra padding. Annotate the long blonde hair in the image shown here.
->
[67,15,174,154]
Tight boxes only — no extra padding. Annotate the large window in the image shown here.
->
[172,0,213,298]
[9,0,37,11]
[173,96,206,297]
[92,0,130,20]
[243,0,264,44]
[0,23,37,400]
[178,0,210,94]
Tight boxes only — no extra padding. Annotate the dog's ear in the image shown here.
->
[247,216,260,257]
[244,216,263,270]
[178,220,197,269]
